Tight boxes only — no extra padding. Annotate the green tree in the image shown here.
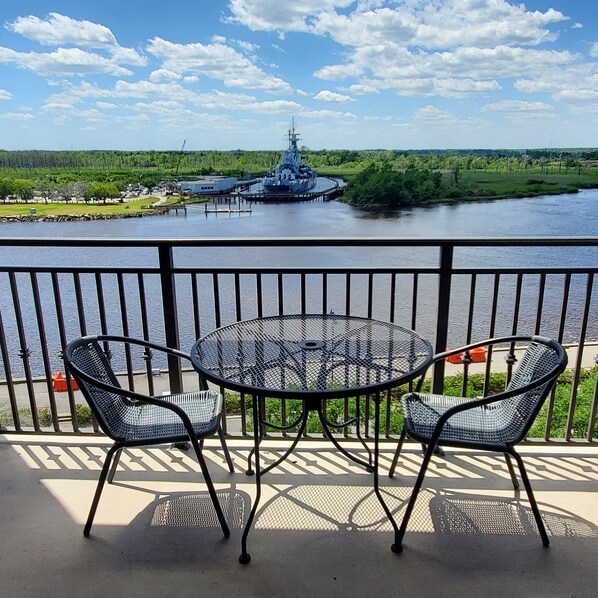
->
[11,179,35,201]
[82,182,120,203]
[0,178,13,200]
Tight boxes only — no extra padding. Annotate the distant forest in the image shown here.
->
[0,147,596,178]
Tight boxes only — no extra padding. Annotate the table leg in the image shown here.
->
[240,395,261,564]
[317,404,373,471]
[371,392,400,551]
[258,412,308,475]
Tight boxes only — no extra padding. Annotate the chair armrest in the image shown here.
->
[93,334,192,363]
[431,335,536,364]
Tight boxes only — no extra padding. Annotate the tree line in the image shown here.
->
[0,177,123,203]
[0,148,595,177]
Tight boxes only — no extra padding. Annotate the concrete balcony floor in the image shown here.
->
[2,434,598,598]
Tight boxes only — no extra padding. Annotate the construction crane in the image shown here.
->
[172,139,186,177]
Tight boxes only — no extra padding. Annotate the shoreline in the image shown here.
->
[342,185,592,210]
[0,184,596,223]
[0,207,170,223]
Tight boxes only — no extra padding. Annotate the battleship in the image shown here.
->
[262,120,317,194]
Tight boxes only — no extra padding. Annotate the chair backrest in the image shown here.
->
[65,337,132,439]
[499,337,567,443]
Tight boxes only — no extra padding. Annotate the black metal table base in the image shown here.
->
[245,398,373,476]
[239,392,399,564]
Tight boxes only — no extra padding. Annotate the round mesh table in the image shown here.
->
[190,314,433,563]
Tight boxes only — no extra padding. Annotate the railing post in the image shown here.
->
[432,243,454,394]
[158,244,183,393]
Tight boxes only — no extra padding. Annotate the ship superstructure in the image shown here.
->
[262,120,317,194]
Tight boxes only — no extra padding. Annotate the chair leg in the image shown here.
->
[218,426,235,473]
[509,449,549,546]
[84,443,121,537]
[504,452,520,490]
[190,436,231,538]
[388,427,407,478]
[107,447,123,484]
[392,441,436,553]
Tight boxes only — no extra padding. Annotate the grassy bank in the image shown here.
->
[457,171,598,200]
[0,197,179,218]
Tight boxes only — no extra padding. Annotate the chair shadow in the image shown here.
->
[115,486,251,532]
[428,490,598,539]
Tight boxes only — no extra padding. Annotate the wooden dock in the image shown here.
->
[204,206,252,214]
[204,201,252,214]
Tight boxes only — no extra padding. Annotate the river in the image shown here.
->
[0,189,597,377]
[2,187,596,240]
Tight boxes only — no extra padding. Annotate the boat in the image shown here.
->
[262,119,317,194]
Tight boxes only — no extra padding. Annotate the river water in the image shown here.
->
[0,188,597,377]
[2,186,596,240]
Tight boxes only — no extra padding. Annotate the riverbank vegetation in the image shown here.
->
[228,367,598,439]
[341,164,592,207]
[3,367,595,437]
[0,147,596,210]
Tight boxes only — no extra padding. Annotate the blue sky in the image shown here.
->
[0,1,596,151]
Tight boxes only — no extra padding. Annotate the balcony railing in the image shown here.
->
[0,236,597,441]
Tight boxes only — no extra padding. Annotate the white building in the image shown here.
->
[178,176,237,195]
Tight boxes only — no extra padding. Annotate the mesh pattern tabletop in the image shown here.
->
[191,314,432,399]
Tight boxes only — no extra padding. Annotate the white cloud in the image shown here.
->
[96,101,118,109]
[308,2,576,102]
[146,37,292,93]
[515,66,598,101]
[229,1,568,50]
[482,100,552,112]
[414,105,456,122]
[554,89,598,101]
[300,109,357,120]
[5,13,146,66]
[0,111,35,121]
[313,90,354,103]
[315,61,365,81]
[235,40,260,53]
[0,46,134,77]
[345,83,380,95]
[226,0,353,33]
[7,13,118,48]
[0,88,12,100]
[591,43,598,58]
[316,39,581,100]
[246,99,303,112]
[150,69,182,82]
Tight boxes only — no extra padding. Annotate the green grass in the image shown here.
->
[458,171,598,200]
[0,197,183,217]
[2,370,595,438]
[223,369,598,438]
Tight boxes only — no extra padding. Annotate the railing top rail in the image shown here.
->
[0,236,597,248]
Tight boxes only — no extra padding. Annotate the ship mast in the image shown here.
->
[288,117,300,151]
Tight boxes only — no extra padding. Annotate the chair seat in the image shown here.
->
[107,390,223,443]
[401,392,524,450]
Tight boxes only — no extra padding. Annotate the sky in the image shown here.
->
[0,1,596,151]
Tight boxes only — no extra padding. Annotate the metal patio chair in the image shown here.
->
[388,335,567,551]
[65,334,234,538]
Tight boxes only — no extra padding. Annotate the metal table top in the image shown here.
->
[191,314,433,400]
